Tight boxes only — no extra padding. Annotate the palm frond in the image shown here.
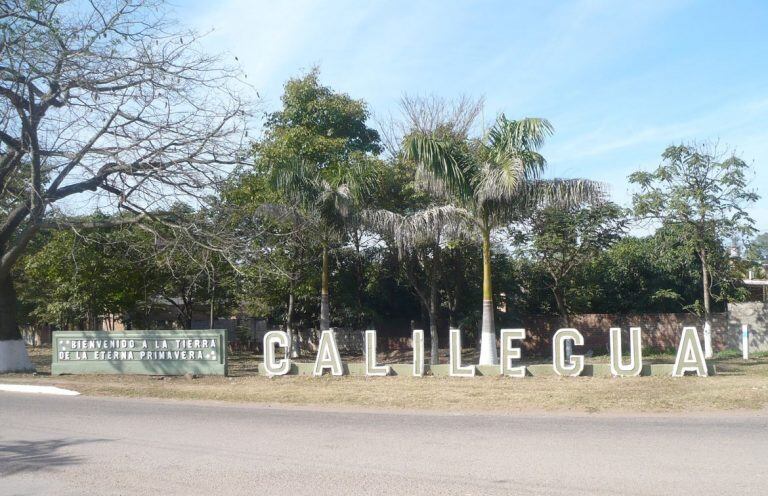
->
[336,154,380,203]
[269,157,321,208]
[473,157,526,205]
[488,115,554,153]
[404,134,471,199]
[521,178,606,210]
[363,205,474,256]
[471,116,555,207]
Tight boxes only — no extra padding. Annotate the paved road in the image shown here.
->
[1,393,766,495]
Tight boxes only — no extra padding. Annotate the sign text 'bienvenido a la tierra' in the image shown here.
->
[52,330,227,376]
[262,326,713,378]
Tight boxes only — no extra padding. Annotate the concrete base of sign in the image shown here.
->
[0,340,35,373]
[650,363,716,376]
[427,364,449,376]
[388,364,413,376]
[259,362,716,377]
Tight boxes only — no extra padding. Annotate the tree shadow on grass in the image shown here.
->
[0,437,110,476]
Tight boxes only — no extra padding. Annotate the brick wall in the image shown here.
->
[264,314,737,356]
[517,313,728,355]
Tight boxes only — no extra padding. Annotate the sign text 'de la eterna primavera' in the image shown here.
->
[52,330,227,376]
[53,326,711,377]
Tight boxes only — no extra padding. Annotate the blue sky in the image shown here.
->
[178,0,768,234]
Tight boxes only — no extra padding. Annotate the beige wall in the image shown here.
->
[728,302,768,352]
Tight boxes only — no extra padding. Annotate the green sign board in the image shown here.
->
[52,330,227,376]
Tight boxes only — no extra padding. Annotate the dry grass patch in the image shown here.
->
[4,347,768,413]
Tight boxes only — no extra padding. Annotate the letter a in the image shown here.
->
[672,327,708,377]
[313,330,344,376]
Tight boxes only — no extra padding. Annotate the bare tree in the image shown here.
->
[0,0,250,370]
[376,94,483,159]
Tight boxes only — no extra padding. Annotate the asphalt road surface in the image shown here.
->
[1,393,766,495]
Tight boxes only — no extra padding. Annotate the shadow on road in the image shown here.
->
[0,437,110,476]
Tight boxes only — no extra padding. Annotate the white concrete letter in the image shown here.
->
[703,321,713,359]
[412,329,425,377]
[500,329,526,378]
[263,331,291,376]
[552,328,584,377]
[313,330,343,376]
[609,327,643,377]
[672,326,708,377]
[449,328,475,377]
[364,330,390,376]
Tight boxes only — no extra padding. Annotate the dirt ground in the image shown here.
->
[2,347,767,413]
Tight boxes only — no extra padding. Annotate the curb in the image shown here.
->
[0,384,80,396]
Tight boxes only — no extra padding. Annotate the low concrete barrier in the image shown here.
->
[257,362,715,377]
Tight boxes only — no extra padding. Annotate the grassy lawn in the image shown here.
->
[2,347,767,414]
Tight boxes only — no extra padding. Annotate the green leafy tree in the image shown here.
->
[745,233,768,278]
[630,143,759,328]
[516,202,628,326]
[229,170,323,354]
[18,228,152,330]
[254,69,382,331]
[585,235,699,314]
[269,158,377,331]
[146,207,240,330]
[256,67,381,170]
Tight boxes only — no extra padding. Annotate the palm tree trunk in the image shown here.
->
[353,230,365,329]
[429,272,439,366]
[320,245,330,331]
[478,224,498,365]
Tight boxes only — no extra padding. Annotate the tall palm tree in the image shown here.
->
[404,115,603,365]
[269,157,376,332]
[364,205,470,364]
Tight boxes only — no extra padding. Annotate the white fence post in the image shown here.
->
[742,324,749,360]
[703,321,713,359]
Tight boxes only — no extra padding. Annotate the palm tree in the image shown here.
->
[269,157,377,332]
[364,205,470,364]
[404,115,603,365]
